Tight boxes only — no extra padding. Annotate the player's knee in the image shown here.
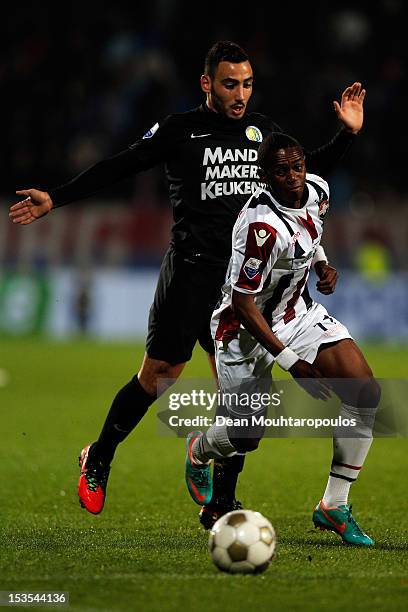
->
[138,358,184,396]
[137,373,160,397]
[358,377,381,408]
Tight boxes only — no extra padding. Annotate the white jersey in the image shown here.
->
[212,173,330,341]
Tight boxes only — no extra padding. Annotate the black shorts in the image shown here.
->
[146,247,228,365]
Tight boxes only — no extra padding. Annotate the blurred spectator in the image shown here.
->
[354,228,393,282]
[73,275,92,335]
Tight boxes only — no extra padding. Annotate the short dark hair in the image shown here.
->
[204,41,249,79]
[257,132,303,174]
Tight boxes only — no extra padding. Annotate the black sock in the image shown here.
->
[90,376,155,465]
[211,454,246,503]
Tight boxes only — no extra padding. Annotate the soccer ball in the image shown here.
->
[208,509,276,574]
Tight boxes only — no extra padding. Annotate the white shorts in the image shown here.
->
[215,302,352,394]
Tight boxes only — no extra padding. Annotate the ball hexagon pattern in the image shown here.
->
[208,509,276,574]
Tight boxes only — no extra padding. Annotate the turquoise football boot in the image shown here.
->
[185,431,213,505]
[313,500,374,546]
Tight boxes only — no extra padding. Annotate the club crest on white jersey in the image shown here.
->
[254,228,271,247]
[212,173,330,340]
[243,257,263,279]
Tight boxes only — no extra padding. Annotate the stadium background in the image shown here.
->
[1,0,408,340]
[2,4,408,612]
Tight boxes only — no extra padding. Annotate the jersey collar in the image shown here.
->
[264,184,310,213]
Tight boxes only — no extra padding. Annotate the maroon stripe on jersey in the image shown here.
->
[283,269,309,324]
[299,211,318,240]
[236,222,277,291]
[263,272,294,325]
[215,306,241,341]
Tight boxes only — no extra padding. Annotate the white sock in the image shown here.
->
[190,435,211,465]
[322,475,351,507]
[190,450,211,466]
[322,403,374,507]
[192,423,236,463]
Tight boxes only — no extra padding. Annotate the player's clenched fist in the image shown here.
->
[9,189,53,225]
[315,261,338,295]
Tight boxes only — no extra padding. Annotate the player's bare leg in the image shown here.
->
[312,339,380,545]
[78,353,185,514]
[138,353,186,395]
[314,338,373,382]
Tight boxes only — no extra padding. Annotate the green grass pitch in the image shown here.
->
[1,339,407,611]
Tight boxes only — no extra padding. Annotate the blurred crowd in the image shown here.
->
[4,2,407,198]
[2,2,407,272]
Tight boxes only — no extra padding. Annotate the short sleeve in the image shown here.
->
[231,220,279,294]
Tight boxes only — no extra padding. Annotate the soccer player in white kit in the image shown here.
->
[185,132,380,546]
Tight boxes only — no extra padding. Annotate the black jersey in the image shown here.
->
[49,104,355,264]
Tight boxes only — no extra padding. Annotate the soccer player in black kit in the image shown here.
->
[10,41,365,527]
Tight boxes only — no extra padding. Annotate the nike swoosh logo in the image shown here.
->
[113,424,130,433]
[191,133,211,138]
[321,508,346,534]
[188,478,206,502]
[254,230,271,247]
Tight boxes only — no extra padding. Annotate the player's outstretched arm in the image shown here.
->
[333,82,366,134]
[9,189,53,225]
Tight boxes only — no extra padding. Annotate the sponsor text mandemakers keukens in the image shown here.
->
[201,147,259,200]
